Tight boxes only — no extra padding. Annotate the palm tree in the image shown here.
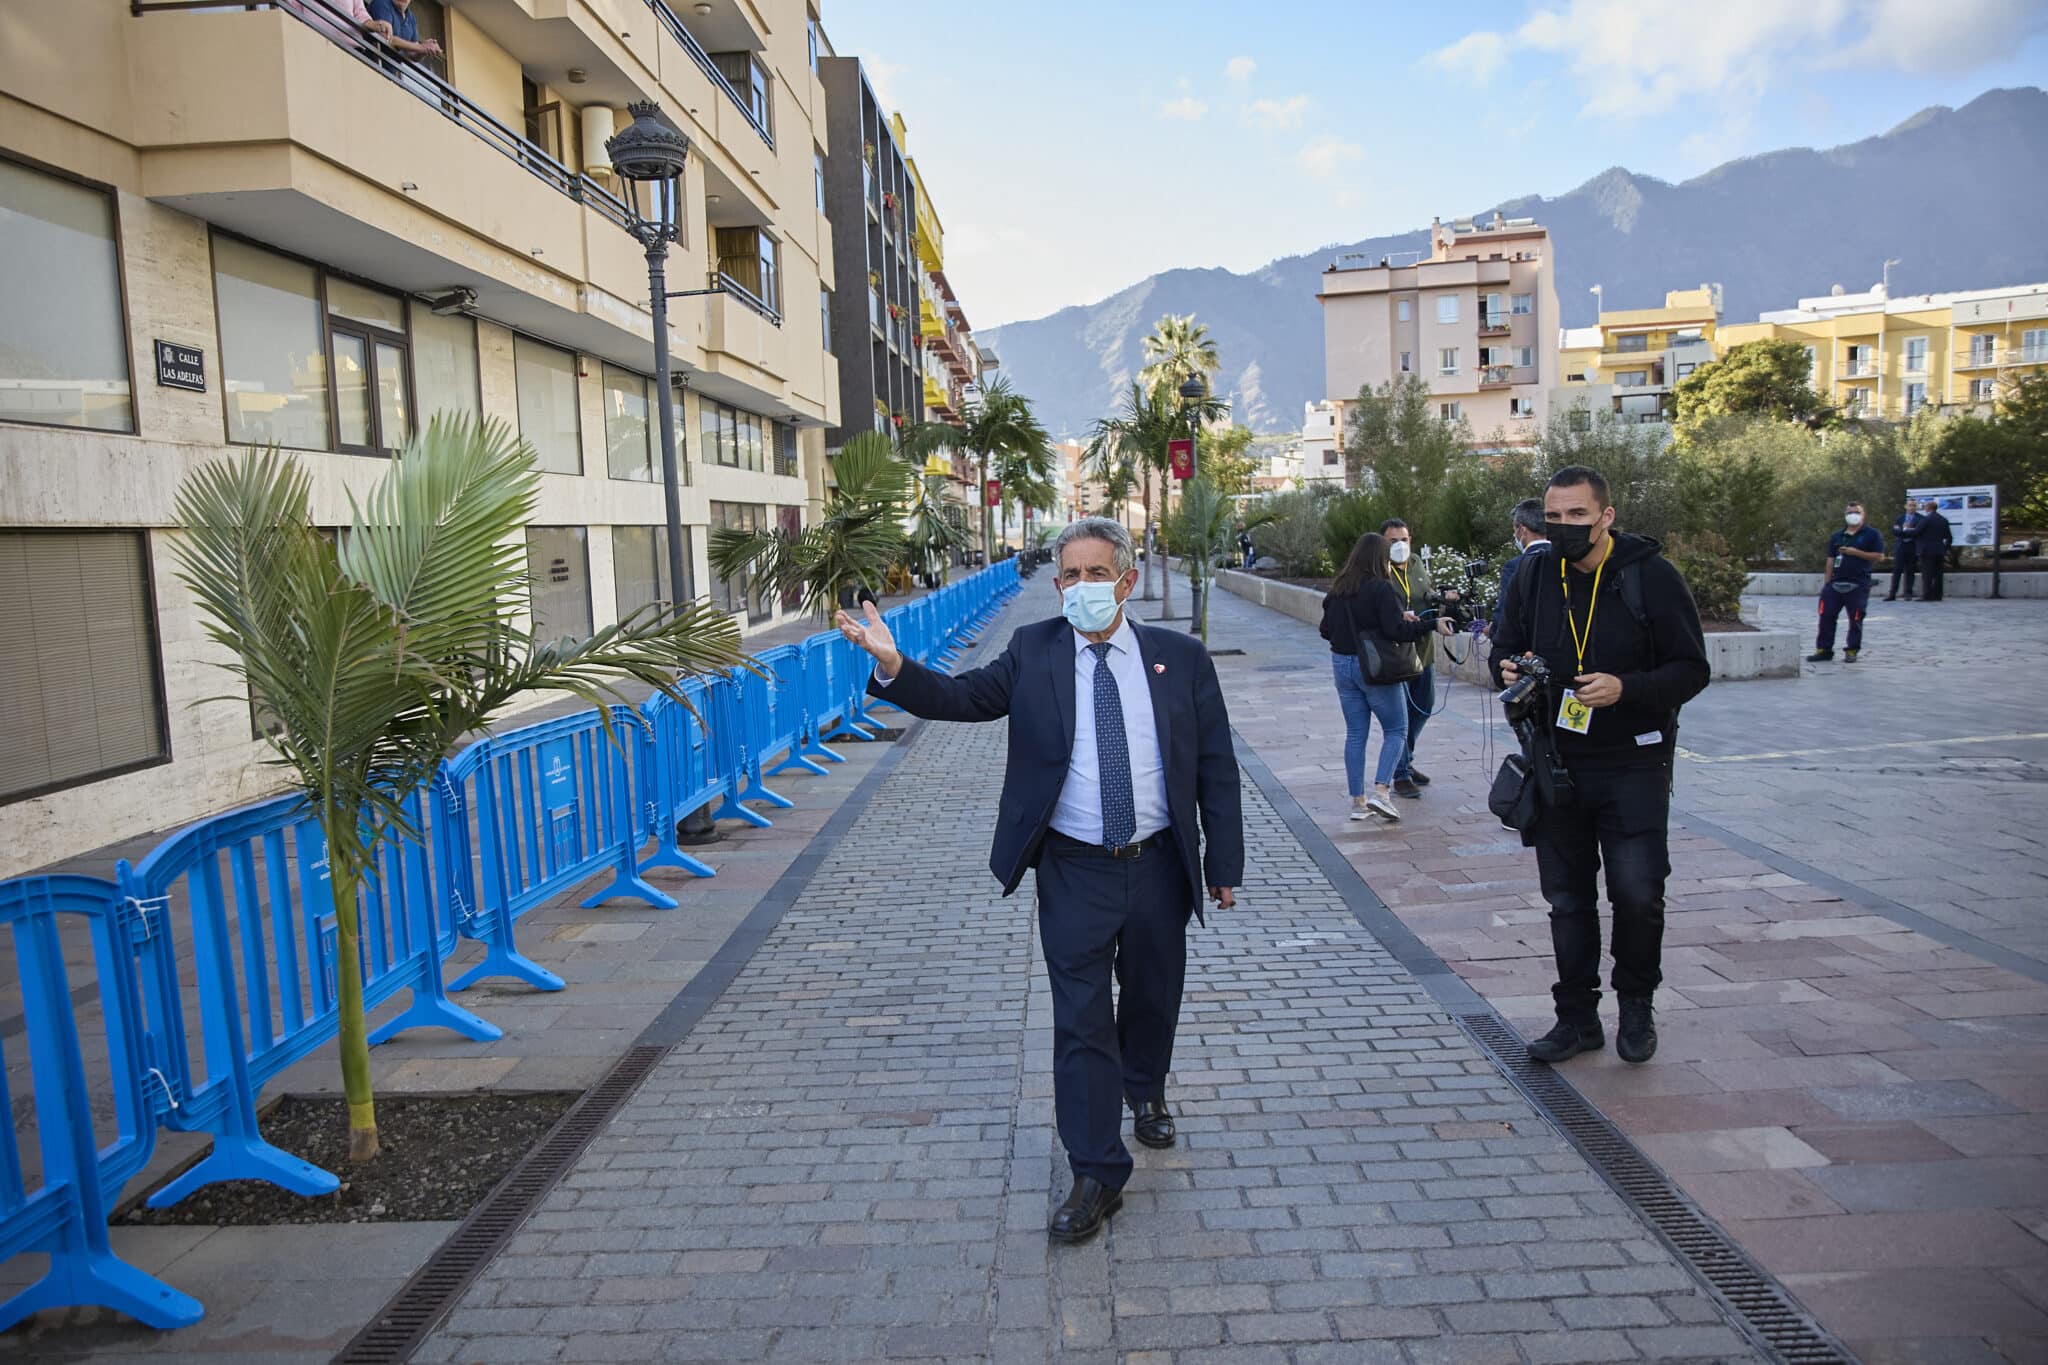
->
[708,431,911,616]
[172,415,747,1163]
[1086,381,1228,607]
[1139,313,1221,395]
[901,469,975,587]
[955,376,1051,564]
[992,436,1059,551]
[1167,474,1273,644]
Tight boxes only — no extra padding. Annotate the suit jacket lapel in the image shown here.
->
[1130,622,1175,783]
[1048,622,1076,756]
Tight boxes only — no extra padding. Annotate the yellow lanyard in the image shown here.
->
[1560,552,1605,673]
[1391,564,1410,602]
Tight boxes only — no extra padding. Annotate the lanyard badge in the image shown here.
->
[1556,554,1605,734]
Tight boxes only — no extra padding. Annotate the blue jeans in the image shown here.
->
[1396,665,1435,781]
[1331,654,1411,796]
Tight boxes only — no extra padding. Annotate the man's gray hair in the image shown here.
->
[1512,497,1546,536]
[1054,517,1137,574]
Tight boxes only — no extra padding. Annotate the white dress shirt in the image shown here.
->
[1051,616,1169,846]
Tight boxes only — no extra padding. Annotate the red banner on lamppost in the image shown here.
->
[1168,438,1194,480]
[985,478,1001,507]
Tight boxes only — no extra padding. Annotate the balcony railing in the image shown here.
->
[1478,313,1510,335]
[717,273,781,326]
[637,0,774,149]
[133,0,636,233]
[1841,361,1878,378]
[1480,366,1513,388]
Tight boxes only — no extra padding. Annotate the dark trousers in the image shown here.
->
[1920,552,1946,601]
[1816,581,1870,652]
[1396,665,1435,781]
[1531,760,1672,1023]
[1887,555,1916,598]
[1035,836,1193,1190]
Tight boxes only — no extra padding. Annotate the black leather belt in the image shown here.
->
[1044,828,1172,862]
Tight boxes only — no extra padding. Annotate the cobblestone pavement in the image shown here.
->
[417,593,1760,1365]
[1201,571,2048,1364]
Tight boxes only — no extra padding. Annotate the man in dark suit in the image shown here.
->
[1917,499,1953,602]
[836,517,1244,1244]
[1497,497,1549,611]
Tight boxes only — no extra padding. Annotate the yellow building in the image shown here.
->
[0,0,841,874]
[892,113,984,506]
[1553,285,1721,428]
[1719,283,2048,420]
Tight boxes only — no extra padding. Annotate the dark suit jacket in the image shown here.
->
[1919,511,1954,558]
[869,616,1245,908]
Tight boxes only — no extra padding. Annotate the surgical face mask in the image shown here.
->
[1388,540,1411,565]
[1543,519,1598,562]
[1061,580,1123,634]
[1845,512,1864,527]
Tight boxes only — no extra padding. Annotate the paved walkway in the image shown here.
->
[1201,573,2048,1364]
[416,589,1760,1364]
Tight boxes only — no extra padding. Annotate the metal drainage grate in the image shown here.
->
[1457,1015,1852,1365]
[332,1043,672,1365]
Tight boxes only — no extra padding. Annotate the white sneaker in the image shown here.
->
[1348,796,1372,821]
[1366,792,1402,821]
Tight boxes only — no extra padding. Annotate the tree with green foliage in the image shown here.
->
[1919,370,2048,526]
[1672,338,1835,442]
[174,417,747,1162]
[1197,424,1260,496]
[1344,376,1470,518]
[712,431,911,615]
[946,377,1051,564]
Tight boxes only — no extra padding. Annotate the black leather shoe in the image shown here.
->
[1617,997,1658,1064]
[1131,1099,1176,1149]
[1391,777,1423,799]
[1525,1018,1605,1065]
[1047,1177,1122,1243]
[1409,768,1431,787]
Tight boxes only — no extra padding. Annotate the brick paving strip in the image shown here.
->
[415,594,1763,1364]
[1198,573,2048,1364]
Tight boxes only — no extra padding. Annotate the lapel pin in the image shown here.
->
[1154,663,1166,674]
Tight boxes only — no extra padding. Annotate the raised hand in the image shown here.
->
[834,599,903,679]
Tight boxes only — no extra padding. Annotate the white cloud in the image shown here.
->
[1295,136,1363,181]
[1159,96,1209,121]
[1430,0,2041,118]
[1428,31,1510,85]
[1225,56,1257,82]
[1245,95,1311,130]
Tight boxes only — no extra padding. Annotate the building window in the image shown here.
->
[0,158,133,433]
[1905,382,1927,414]
[1435,295,1459,325]
[1846,343,1874,377]
[1510,398,1535,418]
[0,530,168,802]
[821,287,833,355]
[1438,401,1462,421]
[712,52,774,137]
[1676,362,1697,379]
[1483,292,1505,325]
[1398,351,1411,373]
[1616,333,1648,353]
[703,400,771,472]
[215,236,331,451]
[1566,372,1586,383]
[807,15,820,71]
[612,524,691,622]
[601,364,653,482]
[1970,335,1997,365]
[326,277,410,455]
[1970,377,1996,400]
[411,308,480,426]
[525,526,592,641]
[814,150,826,212]
[1438,347,1459,375]
[514,335,582,474]
[2023,328,2047,362]
[776,422,798,479]
[1511,293,1533,315]
[1515,346,1535,369]
[1903,337,1928,374]
[1397,299,1412,323]
[715,227,781,313]
[1617,370,1649,387]
[709,501,770,622]
[1802,346,1817,378]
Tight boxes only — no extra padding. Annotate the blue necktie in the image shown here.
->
[1089,642,1136,848]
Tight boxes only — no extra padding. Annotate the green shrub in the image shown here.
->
[1666,532,1749,622]
[1252,491,1329,577]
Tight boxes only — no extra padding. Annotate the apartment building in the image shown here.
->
[1318,212,1561,464]
[1552,285,1721,429]
[816,52,920,452]
[1298,401,1345,486]
[899,120,982,512]
[0,0,841,875]
[1719,282,2048,420]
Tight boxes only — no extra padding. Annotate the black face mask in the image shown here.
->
[1544,519,1599,562]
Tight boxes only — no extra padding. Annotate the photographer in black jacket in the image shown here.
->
[1490,466,1711,1066]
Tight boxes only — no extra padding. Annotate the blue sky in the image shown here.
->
[819,0,2048,328]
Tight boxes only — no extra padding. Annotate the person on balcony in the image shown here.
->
[367,0,442,61]
[298,0,391,44]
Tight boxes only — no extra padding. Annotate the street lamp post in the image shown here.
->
[608,102,717,843]
[1178,371,1207,635]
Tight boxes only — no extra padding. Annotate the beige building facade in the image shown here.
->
[1318,213,1561,463]
[0,0,843,875]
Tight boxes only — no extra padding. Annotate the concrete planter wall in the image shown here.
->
[1214,569,1802,682]
[1747,571,2048,598]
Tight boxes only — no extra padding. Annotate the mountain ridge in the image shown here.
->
[983,87,2048,437]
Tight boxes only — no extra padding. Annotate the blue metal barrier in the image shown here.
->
[722,663,795,815]
[119,789,496,1208]
[0,877,202,1331]
[444,705,671,993]
[634,676,726,880]
[798,631,858,758]
[760,645,829,780]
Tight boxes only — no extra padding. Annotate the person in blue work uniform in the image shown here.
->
[1809,501,1886,662]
